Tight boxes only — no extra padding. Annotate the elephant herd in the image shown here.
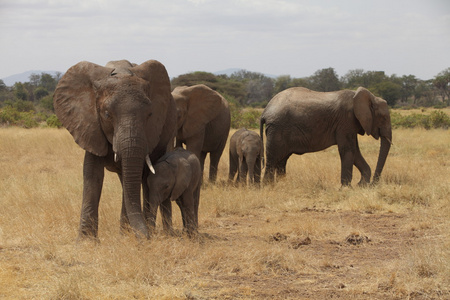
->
[53,59,392,240]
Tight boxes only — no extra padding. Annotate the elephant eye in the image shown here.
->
[104,110,111,119]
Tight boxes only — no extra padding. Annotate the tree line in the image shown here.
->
[0,67,449,128]
[171,67,450,108]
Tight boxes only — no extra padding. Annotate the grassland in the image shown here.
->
[0,122,449,299]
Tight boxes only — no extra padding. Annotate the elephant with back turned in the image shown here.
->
[229,128,264,186]
[53,59,177,239]
[172,84,231,183]
[260,87,392,186]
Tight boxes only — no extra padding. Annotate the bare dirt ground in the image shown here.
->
[191,207,448,299]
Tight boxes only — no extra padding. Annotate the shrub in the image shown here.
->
[46,114,62,128]
[429,110,450,129]
[0,106,21,124]
[391,110,450,129]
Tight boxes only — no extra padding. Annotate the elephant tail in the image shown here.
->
[260,116,265,169]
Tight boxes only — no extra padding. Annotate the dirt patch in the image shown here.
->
[193,209,448,299]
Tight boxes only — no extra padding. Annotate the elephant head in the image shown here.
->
[148,153,193,203]
[54,59,176,238]
[353,87,392,183]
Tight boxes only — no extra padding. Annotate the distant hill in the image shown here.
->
[1,70,62,86]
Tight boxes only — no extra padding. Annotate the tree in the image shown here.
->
[372,81,401,106]
[13,82,28,101]
[34,86,49,100]
[273,75,293,94]
[341,69,366,89]
[39,73,58,92]
[0,79,6,92]
[433,68,450,105]
[309,68,341,92]
[398,75,418,103]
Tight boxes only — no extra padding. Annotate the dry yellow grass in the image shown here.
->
[0,124,449,299]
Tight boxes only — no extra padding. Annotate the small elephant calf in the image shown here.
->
[229,128,264,186]
[145,148,201,236]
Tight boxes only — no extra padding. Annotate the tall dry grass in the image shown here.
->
[0,125,449,298]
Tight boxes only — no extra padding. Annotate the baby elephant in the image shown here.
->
[229,128,264,186]
[146,148,201,236]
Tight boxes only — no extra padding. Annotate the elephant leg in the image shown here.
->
[180,193,197,237]
[193,186,200,227]
[176,199,187,229]
[159,199,173,233]
[353,140,371,186]
[253,156,262,186]
[239,157,249,185]
[263,162,275,184]
[228,151,238,183]
[79,151,105,239]
[146,198,159,233]
[275,156,289,179]
[209,150,222,183]
[338,136,356,186]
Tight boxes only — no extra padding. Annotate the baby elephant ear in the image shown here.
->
[53,61,112,156]
[353,87,374,136]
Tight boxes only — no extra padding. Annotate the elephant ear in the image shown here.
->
[353,87,375,137]
[53,61,112,156]
[132,60,172,154]
[169,158,192,201]
[180,84,222,139]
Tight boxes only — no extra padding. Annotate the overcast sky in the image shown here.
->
[1,0,449,81]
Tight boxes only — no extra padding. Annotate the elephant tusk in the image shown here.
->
[146,155,156,174]
[114,153,119,163]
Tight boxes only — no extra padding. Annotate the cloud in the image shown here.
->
[0,0,449,80]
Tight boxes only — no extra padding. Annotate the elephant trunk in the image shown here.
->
[373,131,392,183]
[119,136,149,238]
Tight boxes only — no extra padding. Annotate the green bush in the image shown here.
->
[19,111,39,128]
[0,106,21,124]
[391,110,450,129]
[0,106,40,128]
[46,114,62,128]
[429,110,450,129]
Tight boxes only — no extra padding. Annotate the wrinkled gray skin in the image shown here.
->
[172,84,231,183]
[146,148,201,236]
[229,128,264,186]
[53,59,177,239]
[260,87,392,186]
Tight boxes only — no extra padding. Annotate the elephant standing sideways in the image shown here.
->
[172,84,231,182]
[260,87,392,186]
[146,148,201,236]
[229,128,264,186]
[53,59,177,239]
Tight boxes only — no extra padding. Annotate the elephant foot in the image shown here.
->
[357,180,370,187]
[76,233,100,244]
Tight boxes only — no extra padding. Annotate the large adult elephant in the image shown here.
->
[172,84,230,182]
[53,59,177,239]
[260,87,392,186]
